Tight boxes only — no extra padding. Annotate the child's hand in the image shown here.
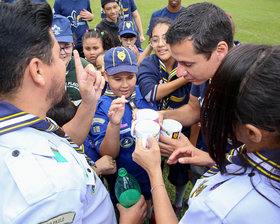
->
[80,9,94,21]
[108,95,127,125]
[93,155,116,175]
[128,45,140,62]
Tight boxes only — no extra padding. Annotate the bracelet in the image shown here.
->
[150,184,165,193]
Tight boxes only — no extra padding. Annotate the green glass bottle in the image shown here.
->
[115,168,141,208]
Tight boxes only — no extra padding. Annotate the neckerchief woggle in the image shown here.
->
[202,144,280,184]
[0,101,95,167]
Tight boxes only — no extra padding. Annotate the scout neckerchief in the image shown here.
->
[202,144,280,183]
[0,101,95,167]
[157,59,182,110]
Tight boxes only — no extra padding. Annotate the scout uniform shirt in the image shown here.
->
[180,146,280,223]
[89,85,157,195]
[0,102,116,224]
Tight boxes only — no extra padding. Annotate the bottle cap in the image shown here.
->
[118,168,127,177]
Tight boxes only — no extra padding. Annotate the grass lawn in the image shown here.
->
[47,0,279,218]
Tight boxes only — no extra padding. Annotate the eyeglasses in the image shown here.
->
[121,37,137,45]
[150,34,166,47]
[59,45,73,54]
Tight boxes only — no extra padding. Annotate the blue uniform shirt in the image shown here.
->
[146,6,185,36]
[190,81,209,151]
[53,0,92,49]
[88,85,157,195]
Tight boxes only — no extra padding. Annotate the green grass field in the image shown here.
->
[47,0,279,219]
[48,0,280,49]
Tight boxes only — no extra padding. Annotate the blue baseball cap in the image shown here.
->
[104,47,138,76]
[51,14,73,43]
[119,21,138,36]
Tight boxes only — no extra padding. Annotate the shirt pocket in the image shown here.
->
[5,148,55,205]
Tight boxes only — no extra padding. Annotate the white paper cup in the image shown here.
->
[131,120,160,148]
[161,119,182,139]
[136,109,159,123]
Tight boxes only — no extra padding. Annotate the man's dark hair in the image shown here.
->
[166,2,233,59]
[0,0,53,97]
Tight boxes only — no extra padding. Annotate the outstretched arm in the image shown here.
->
[132,137,178,224]
[62,50,104,145]
[159,94,201,127]
[132,10,145,43]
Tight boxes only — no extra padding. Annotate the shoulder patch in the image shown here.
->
[120,137,134,148]
[39,212,76,224]
[92,126,101,133]
[93,118,105,124]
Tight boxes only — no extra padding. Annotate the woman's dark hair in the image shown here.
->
[166,2,233,59]
[82,29,115,51]
[149,17,173,39]
[0,0,53,97]
[201,44,280,173]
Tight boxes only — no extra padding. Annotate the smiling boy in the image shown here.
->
[88,47,157,205]
[97,0,121,46]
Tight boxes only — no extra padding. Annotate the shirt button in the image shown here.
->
[12,150,20,157]
[87,168,92,173]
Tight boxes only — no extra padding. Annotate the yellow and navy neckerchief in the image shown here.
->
[0,101,95,167]
[202,144,280,183]
[158,59,185,110]
[159,59,177,83]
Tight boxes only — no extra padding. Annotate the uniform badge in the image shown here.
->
[51,148,67,163]
[117,50,126,62]
[120,137,134,148]
[126,22,131,29]
[39,212,76,224]
[190,179,208,198]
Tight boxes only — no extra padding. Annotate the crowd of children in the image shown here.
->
[48,0,251,221]
[1,0,279,223]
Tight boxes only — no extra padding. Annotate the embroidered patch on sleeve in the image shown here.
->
[92,126,101,133]
[93,118,106,124]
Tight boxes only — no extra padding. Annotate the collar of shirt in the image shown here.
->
[158,58,178,83]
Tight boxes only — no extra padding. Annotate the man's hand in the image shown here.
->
[159,133,191,157]
[74,50,105,105]
[118,195,147,224]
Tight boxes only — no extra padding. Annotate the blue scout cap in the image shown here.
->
[51,14,73,43]
[104,47,138,76]
[119,21,138,36]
